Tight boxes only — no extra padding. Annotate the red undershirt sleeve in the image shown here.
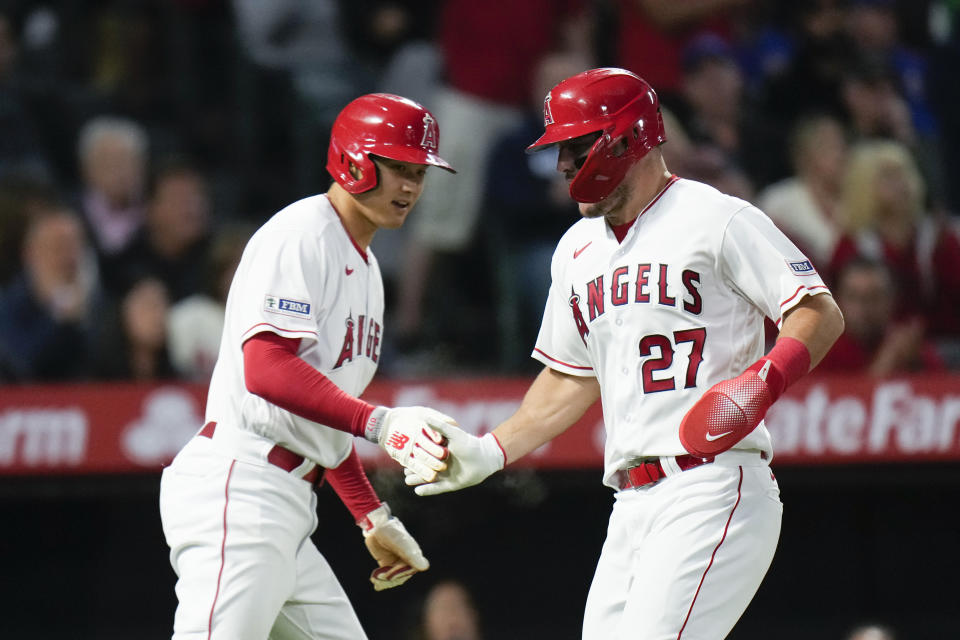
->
[324,444,382,521]
[242,332,375,437]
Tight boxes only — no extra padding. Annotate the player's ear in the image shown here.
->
[348,161,363,181]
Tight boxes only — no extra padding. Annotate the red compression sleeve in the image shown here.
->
[747,336,811,401]
[325,445,382,523]
[242,332,375,436]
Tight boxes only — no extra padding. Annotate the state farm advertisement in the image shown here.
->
[1,375,959,475]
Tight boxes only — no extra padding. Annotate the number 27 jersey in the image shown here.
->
[533,178,830,488]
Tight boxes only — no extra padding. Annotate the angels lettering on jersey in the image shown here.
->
[568,262,703,343]
[568,262,707,393]
[334,312,382,368]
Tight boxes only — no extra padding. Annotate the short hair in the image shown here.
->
[76,116,149,167]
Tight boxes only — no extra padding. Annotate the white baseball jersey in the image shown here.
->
[205,194,384,469]
[533,177,830,489]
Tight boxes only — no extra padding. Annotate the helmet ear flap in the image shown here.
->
[327,137,379,194]
[569,132,632,203]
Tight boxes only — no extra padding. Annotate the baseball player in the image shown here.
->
[408,69,845,639]
[159,93,457,640]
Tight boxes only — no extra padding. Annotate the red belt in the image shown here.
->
[617,454,714,490]
[199,421,321,484]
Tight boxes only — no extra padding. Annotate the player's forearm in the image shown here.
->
[325,445,382,522]
[243,333,375,436]
[778,292,845,369]
[493,367,601,463]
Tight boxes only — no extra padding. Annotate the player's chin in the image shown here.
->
[383,202,414,227]
[579,201,604,218]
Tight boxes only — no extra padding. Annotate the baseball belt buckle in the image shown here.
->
[622,458,665,490]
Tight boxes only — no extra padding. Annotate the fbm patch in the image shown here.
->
[786,259,817,276]
[264,294,312,318]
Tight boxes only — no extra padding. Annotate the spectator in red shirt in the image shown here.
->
[818,256,944,375]
[829,139,960,351]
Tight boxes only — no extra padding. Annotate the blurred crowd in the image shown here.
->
[1,0,959,384]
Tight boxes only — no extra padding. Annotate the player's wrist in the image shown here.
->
[480,433,507,471]
[358,502,390,534]
[748,336,810,401]
[363,406,389,443]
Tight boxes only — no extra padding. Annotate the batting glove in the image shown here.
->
[359,503,428,591]
[405,430,505,496]
[364,406,452,482]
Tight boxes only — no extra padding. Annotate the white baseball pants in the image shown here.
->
[159,431,366,640]
[582,450,782,640]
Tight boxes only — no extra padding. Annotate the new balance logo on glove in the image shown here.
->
[386,432,411,450]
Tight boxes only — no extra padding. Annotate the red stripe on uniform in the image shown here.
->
[775,285,831,327]
[779,284,829,310]
[533,348,594,371]
[676,466,744,639]
[242,322,317,340]
[207,460,236,639]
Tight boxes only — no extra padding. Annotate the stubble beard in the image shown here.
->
[578,181,629,223]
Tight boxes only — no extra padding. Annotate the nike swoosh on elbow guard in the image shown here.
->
[704,431,734,441]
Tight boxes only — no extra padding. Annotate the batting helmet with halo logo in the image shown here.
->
[527,68,666,203]
[327,93,456,194]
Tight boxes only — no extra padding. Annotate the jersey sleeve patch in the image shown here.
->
[785,259,817,276]
[264,294,312,318]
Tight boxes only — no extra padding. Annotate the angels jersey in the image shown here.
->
[533,177,830,489]
[205,194,383,469]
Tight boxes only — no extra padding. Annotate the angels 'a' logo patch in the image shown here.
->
[569,287,589,346]
[421,114,438,150]
[543,94,555,125]
[264,294,312,318]
[786,259,817,276]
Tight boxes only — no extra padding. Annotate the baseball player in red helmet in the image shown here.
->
[160,93,457,639]
[408,69,845,638]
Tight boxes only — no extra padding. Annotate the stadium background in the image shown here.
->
[2,1,960,638]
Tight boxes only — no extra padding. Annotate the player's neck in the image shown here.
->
[327,185,376,249]
[606,156,673,227]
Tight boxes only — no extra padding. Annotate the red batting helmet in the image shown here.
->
[327,93,455,194]
[527,68,666,203]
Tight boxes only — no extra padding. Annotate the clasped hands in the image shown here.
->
[365,405,504,495]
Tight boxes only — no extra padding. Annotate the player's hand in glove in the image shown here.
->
[364,406,453,482]
[359,503,429,591]
[405,428,505,496]
[679,337,810,458]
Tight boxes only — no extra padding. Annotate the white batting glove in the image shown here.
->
[405,430,505,496]
[359,503,428,591]
[364,406,452,482]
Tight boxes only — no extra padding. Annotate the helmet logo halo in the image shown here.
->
[421,114,438,150]
[543,94,555,126]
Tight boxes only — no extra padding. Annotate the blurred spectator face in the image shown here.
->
[873,159,914,217]
[836,262,893,344]
[841,71,907,138]
[23,209,85,285]
[846,2,897,51]
[424,581,480,640]
[683,58,743,120]
[801,0,846,40]
[123,278,169,350]
[795,117,847,186]
[83,133,147,208]
[149,170,210,256]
